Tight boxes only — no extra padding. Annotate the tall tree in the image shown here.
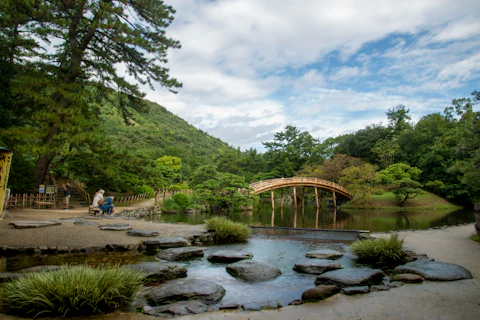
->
[0,0,182,185]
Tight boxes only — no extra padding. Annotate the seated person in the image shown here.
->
[91,189,105,215]
[99,194,115,215]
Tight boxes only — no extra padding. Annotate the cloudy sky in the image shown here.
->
[145,0,480,151]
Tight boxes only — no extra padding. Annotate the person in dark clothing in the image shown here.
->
[99,194,115,215]
[62,182,71,210]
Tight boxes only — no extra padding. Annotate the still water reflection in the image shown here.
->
[153,200,474,232]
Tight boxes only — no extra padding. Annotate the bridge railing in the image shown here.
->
[249,177,351,196]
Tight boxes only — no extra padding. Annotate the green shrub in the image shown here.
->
[205,216,251,243]
[471,233,480,243]
[134,184,155,198]
[161,198,180,211]
[350,233,407,265]
[173,192,191,209]
[0,265,143,317]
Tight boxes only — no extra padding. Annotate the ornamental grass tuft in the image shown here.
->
[350,233,407,266]
[0,265,144,317]
[205,216,251,243]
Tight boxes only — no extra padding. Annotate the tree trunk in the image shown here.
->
[34,155,52,186]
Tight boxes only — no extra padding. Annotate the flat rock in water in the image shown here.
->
[145,279,226,306]
[9,220,61,229]
[242,302,262,311]
[391,273,424,283]
[155,247,205,261]
[226,260,282,282]
[293,259,344,274]
[305,249,343,260]
[125,262,187,283]
[315,267,385,288]
[127,229,159,237]
[394,260,473,281]
[144,236,191,253]
[208,250,253,263]
[99,223,132,231]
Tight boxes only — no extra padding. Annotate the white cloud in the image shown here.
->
[141,0,480,151]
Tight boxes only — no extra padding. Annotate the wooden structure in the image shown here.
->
[249,177,353,211]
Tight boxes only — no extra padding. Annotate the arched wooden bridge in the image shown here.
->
[249,177,353,200]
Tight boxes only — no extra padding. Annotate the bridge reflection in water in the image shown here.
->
[250,177,353,229]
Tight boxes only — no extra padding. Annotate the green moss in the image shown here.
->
[470,233,480,243]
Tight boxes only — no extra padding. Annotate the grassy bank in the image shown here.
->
[342,191,463,210]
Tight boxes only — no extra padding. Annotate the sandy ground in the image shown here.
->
[0,203,479,320]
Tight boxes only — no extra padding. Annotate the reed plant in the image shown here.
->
[0,265,144,317]
[205,216,251,243]
[350,233,407,266]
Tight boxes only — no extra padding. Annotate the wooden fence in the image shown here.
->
[154,189,193,203]
[8,193,57,208]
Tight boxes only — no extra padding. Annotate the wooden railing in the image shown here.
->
[8,193,58,208]
[116,193,148,205]
[154,189,193,203]
[249,177,352,198]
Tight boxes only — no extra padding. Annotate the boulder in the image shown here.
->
[145,279,226,305]
[242,302,262,311]
[226,260,282,282]
[301,285,340,302]
[208,250,253,263]
[127,230,160,237]
[293,259,343,274]
[315,267,385,288]
[394,260,473,281]
[305,249,343,260]
[125,262,187,283]
[144,236,190,253]
[155,246,205,261]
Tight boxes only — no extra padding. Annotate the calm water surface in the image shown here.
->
[152,200,474,232]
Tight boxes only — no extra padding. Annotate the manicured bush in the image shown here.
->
[161,198,180,211]
[350,233,407,265]
[173,192,191,209]
[205,216,251,243]
[0,265,144,317]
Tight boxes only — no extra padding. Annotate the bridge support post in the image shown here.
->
[333,190,336,208]
[314,187,319,210]
[293,186,297,228]
[271,189,275,211]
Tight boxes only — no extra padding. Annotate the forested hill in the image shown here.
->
[103,99,231,162]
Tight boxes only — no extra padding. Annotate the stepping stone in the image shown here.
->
[99,223,132,231]
[145,279,226,305]
[391,273,424,283]
[293,259,343,274]
[315,267,385,288]
[155,247,205,261]
[74,221,99,226]
[125,262,187,283]
[394,260,473,281]
[226,260,282,282]
[341,286,370,295]
[305,249,343,260]
[9,221,61,229]
[207,250,253,263]
[144,236,190,253]
[127,230,159,237]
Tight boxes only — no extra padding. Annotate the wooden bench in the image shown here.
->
[88,205,103,215]
[34,201,56,209]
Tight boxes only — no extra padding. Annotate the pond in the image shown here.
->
[1,236,356,308]
[151,200,474,232]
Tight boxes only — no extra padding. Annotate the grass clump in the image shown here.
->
[350,233,407,266]
[471,233,480,243]
[205,216,251,243]
[0,265,143,317]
